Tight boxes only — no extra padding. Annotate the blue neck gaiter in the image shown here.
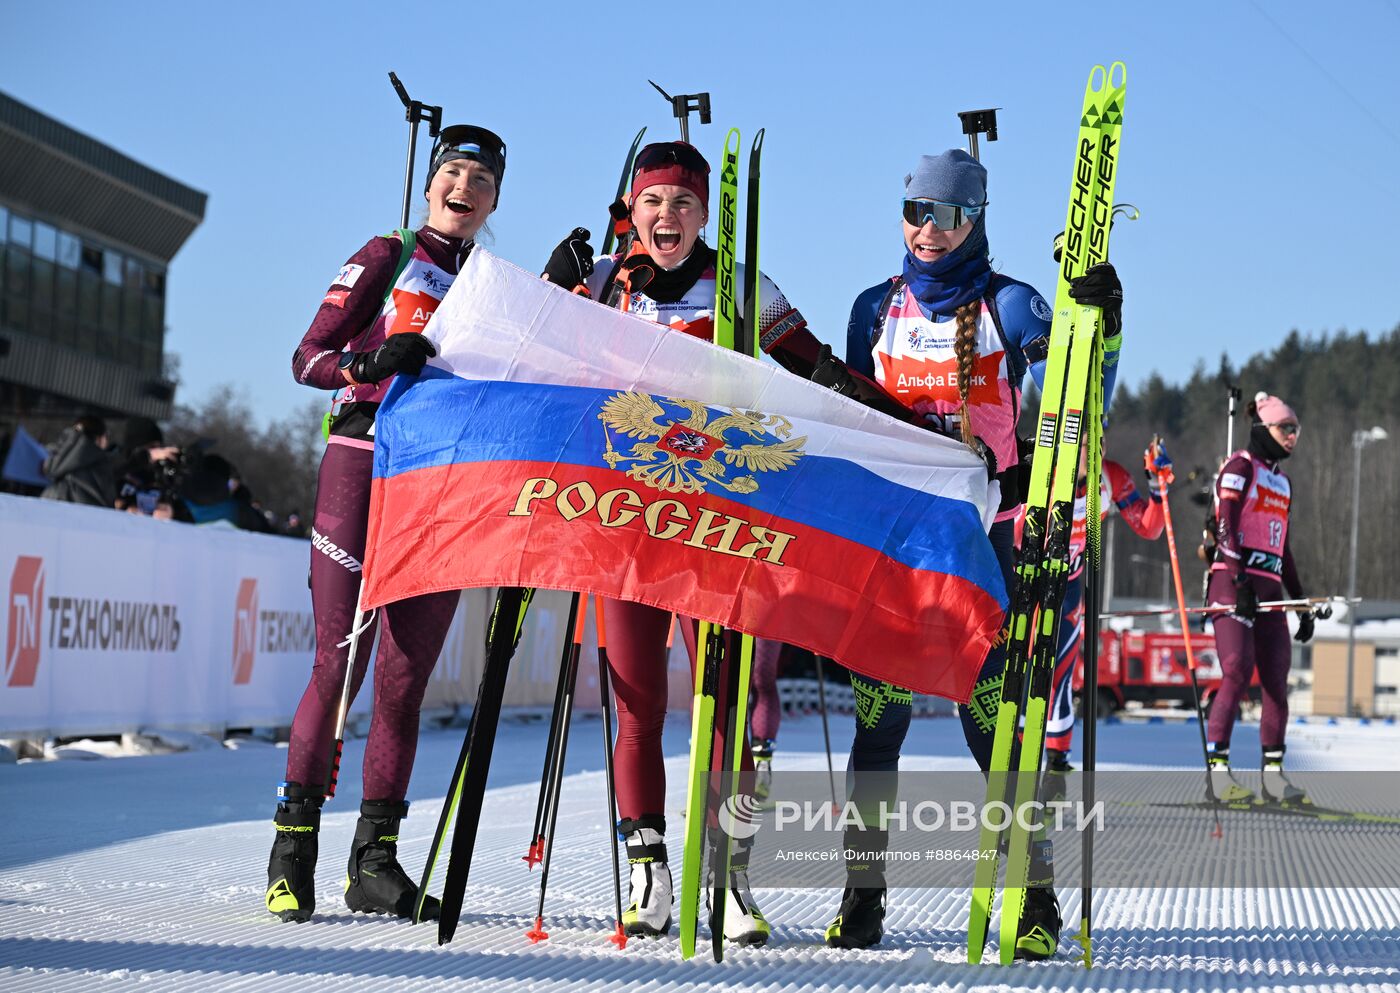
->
[901,214,992,317]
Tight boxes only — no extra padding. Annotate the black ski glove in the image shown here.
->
[811,343,912,422]
[1294,611,1315,644]
[346,332,436,384]
[1068,262,1123,340]
[1232,574,1258,621]
[616,253,657,295]
[542,227,595,290]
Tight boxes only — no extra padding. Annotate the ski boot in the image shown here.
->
[265,781,322,922]
[344,799,439,920]
[1206,747,1254,804]
[706,838,771,945]
[1261,747,1308,806]
[825,887,886,949]
[752,738,775,805]
[1010,837,1061,960]
[619,815,673,937]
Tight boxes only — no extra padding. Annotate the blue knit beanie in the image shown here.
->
[904,150,988,207]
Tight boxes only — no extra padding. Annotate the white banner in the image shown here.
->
[2,496,695,739]
[1,495,347,738]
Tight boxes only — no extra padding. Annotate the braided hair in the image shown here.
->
[953,299,982,447]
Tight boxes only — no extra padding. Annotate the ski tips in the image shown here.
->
[1109,61,1127,88]
[723,127,741,157]
[1087,60,1128,95]
[752,127,765,154]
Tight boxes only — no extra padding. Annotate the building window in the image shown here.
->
[80,244,103,276]
[33,222,57,263]
[103,249,122,286]
[57,232,80,270]
[0,204,8,245]
[8,212,32,249]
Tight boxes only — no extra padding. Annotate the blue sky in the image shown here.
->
[4,1,1397,426]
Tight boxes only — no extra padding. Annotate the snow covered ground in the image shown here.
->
[3,710,1399,992]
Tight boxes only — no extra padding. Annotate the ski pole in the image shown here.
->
[1150,441,1222,839]
[388,71,442,229]
[322,72,445,800]
[593,599,628,949]
[1102,596,1343,619]
[522,592,582,868]
[1224,382,1241,464]
[814,656,839,813]
[526,594,588,943]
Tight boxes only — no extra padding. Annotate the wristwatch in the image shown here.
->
[337,351,362,385]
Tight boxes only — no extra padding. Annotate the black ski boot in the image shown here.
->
[344,799,439,920]
[826,821,888,949]
[825,887,886,949]
[266,782,322,922]
[1014,839,1062,961]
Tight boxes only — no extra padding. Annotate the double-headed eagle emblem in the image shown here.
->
[598,391,806,495]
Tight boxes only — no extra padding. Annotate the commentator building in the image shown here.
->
[0,89,206,432]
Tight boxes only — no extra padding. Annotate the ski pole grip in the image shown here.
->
[327,740,343,798]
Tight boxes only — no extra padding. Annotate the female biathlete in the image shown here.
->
[1205,392,1313,804]
[541,141,834,946]
[821,149,1124,957]
[265,126,507,923]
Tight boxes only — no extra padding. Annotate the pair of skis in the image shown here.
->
[677,126,765,963]
[967,62,1127,967]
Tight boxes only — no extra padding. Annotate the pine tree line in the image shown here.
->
[1102,326,1400,603]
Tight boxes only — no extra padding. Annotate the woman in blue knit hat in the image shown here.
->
[821,149,1124,957]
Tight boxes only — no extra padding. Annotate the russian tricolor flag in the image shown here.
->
[361,249,1007,702]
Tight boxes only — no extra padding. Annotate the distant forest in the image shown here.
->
[1095,327,1399,603]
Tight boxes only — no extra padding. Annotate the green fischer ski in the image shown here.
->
[966,62,1127,966]
[679,126,743,961]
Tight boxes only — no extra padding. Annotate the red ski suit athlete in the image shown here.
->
[285,225,470,802]
[582,248,824,821]
[1206,448,1304,751]
[1043,458,1164,753]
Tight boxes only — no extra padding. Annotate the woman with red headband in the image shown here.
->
[1205,391,1313,804]
[266,125,507,925]
[542,140,835,947]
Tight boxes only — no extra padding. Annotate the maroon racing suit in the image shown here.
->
[583,244,826,820]
[749,638,784,744]
[1205,437,1304,752]
[284,225,470,802]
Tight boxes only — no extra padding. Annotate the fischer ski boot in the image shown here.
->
[752,738,775,805]
[265,782,322,922]
[1206,747,1254,803]
[1261,747,1308,806]
[619,816,673,937]
[1012,837,1062,960]
[344,799,439,920]
[706,838,771,946]
[825,887,886,949]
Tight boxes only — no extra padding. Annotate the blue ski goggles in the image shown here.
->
[902,198,985,231]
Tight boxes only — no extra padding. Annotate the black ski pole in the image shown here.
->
[388,71,442,229]
[522,592,582,868]
[594,598,628,949]
[525,595,588,943]
[814,656,839,813]
[434,586,534,942]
